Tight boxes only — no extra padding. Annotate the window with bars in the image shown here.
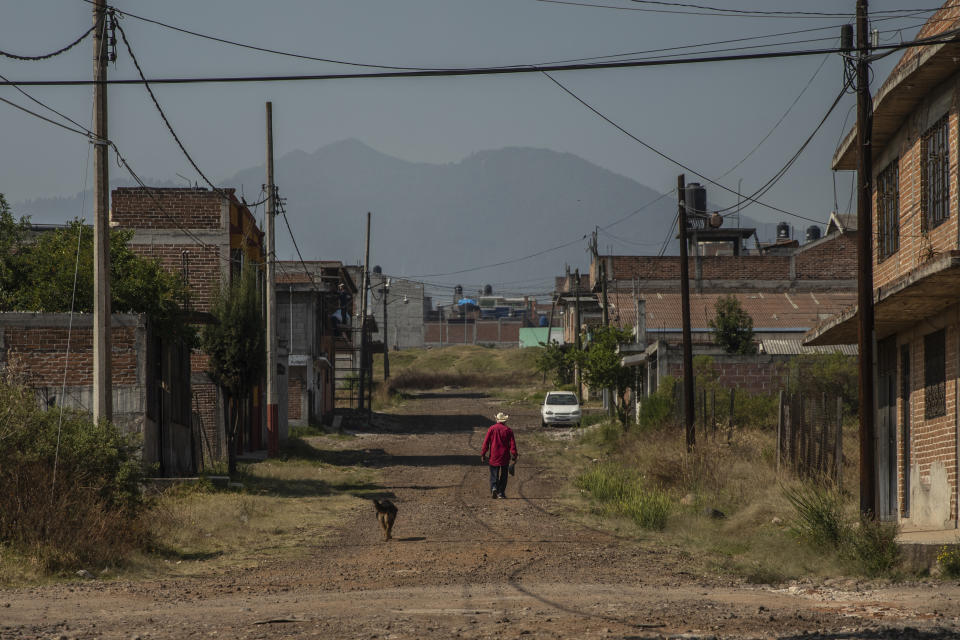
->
[924,329,946,419]
[877,159,900,261]
[921,114,950,232]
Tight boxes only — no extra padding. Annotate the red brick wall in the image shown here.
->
[874,111,959,290]
[5,325,139,386]
[423,321,523,346]
[899,322,958,522]
[111,188,227,230]
[133,244,223,313]
[611,255,792,281]
[288,376,302,421]
[795,232,858,280]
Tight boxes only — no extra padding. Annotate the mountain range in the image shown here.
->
[13,140,783,295]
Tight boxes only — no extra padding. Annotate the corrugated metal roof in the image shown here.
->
[760,339,858,356]
[607,291,856,332]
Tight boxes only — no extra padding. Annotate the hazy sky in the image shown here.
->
[0,0,934,291]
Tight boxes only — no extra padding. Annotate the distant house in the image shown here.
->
[367,272,428,350]
[111,187,266,461]
[556,215,858,397]
[275,260,355,427]
[806,2,960,529]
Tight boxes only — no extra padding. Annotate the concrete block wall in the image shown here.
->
[664,353,788,396]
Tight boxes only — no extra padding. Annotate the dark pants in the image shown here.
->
[489,465,509,496]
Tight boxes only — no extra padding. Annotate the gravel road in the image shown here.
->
[2,390,959,639]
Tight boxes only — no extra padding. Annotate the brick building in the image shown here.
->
[555,221,858,403]
[807,2,960,529]
[111,187,265,460]
[276,260,355,427]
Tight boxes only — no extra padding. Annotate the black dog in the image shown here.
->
[373,499,397,541]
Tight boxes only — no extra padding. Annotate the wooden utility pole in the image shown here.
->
[678,175,695,451]
[92,0,112,424]
[265,102,279,457]
[574,268,582,404]
[855,0,877,517]
[358,213,371,412]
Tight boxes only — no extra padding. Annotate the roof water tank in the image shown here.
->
[372,265,382,274]
[805,225,822,243]
[776,222,791,240]
[455,284,463,297]
[484,284,493,295]
[685,183,707,219]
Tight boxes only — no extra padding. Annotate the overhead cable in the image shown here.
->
[5,29,960,87]
[0,25,96,60]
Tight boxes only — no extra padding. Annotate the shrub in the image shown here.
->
[0,380,148,572]
[937,545,960,578]
[783,482,847,548]
[576,462,671,530]
[842,516,901,577]
[639,377,678,429]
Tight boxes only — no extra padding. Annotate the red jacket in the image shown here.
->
[481,422,517,466]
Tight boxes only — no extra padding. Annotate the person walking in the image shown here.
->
[481,412,518,499]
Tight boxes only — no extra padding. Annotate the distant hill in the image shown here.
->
[13,140,789,294]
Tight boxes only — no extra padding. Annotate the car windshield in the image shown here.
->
[546,394,578,405]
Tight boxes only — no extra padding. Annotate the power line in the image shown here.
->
[5,30,960,87]
[0,25,95,60]
[0,71,94,136]
[541,70,818,222]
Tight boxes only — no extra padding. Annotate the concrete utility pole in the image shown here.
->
[92,0,112,424]
[358,213,371,412]
[855,0,877,517]
[265,102,278,457]
[383,277,390,380]
[574,268,582,404]
[678,174,695,451]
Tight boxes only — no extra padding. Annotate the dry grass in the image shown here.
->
[134,434,378,577]
[548,417,864,583]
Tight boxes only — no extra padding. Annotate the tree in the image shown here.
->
[0,211,191,340]
[201,265,265,475]
[534,341,573,386]
[578,326,635,427]
[709,294,756,354]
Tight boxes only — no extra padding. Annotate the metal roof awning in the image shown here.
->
[806,252,960,345]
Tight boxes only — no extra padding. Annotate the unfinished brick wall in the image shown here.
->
[665,353,789,396]
[132,244,223,313]
[288,376,303,422]
[873,109,959,290]
[3,325,139,386]
[111,187,227,230]
[795,232,857,280]
[611,255,792,282]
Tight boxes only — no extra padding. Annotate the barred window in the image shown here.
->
[921,114,950,232]
[877,160,899,261]
[924,329,946,419]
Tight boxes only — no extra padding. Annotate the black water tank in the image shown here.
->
[455,284,463,297]
[805,225,822,243]
[685,183,707,218]
[776,222,791,240]
[484,284,493,295]
[372,265,382,274]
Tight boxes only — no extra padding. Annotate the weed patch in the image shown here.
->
[576,463,671,530]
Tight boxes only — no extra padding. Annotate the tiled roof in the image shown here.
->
[606,291,856,331]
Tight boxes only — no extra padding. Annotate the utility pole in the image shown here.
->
[265,102,278,457]
[574,268,582,404]
[592,229,609,327]
[678,174,695,451]
[92,0,112,424]
[855,0,877,518]
[358,212,371,412]
[383,277,390,380]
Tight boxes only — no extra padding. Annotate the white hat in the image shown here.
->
[496,412,509,422]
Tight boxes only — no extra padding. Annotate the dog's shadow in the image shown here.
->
[394,536,426,542]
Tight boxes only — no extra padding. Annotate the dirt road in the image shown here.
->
[3,390,960,639]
